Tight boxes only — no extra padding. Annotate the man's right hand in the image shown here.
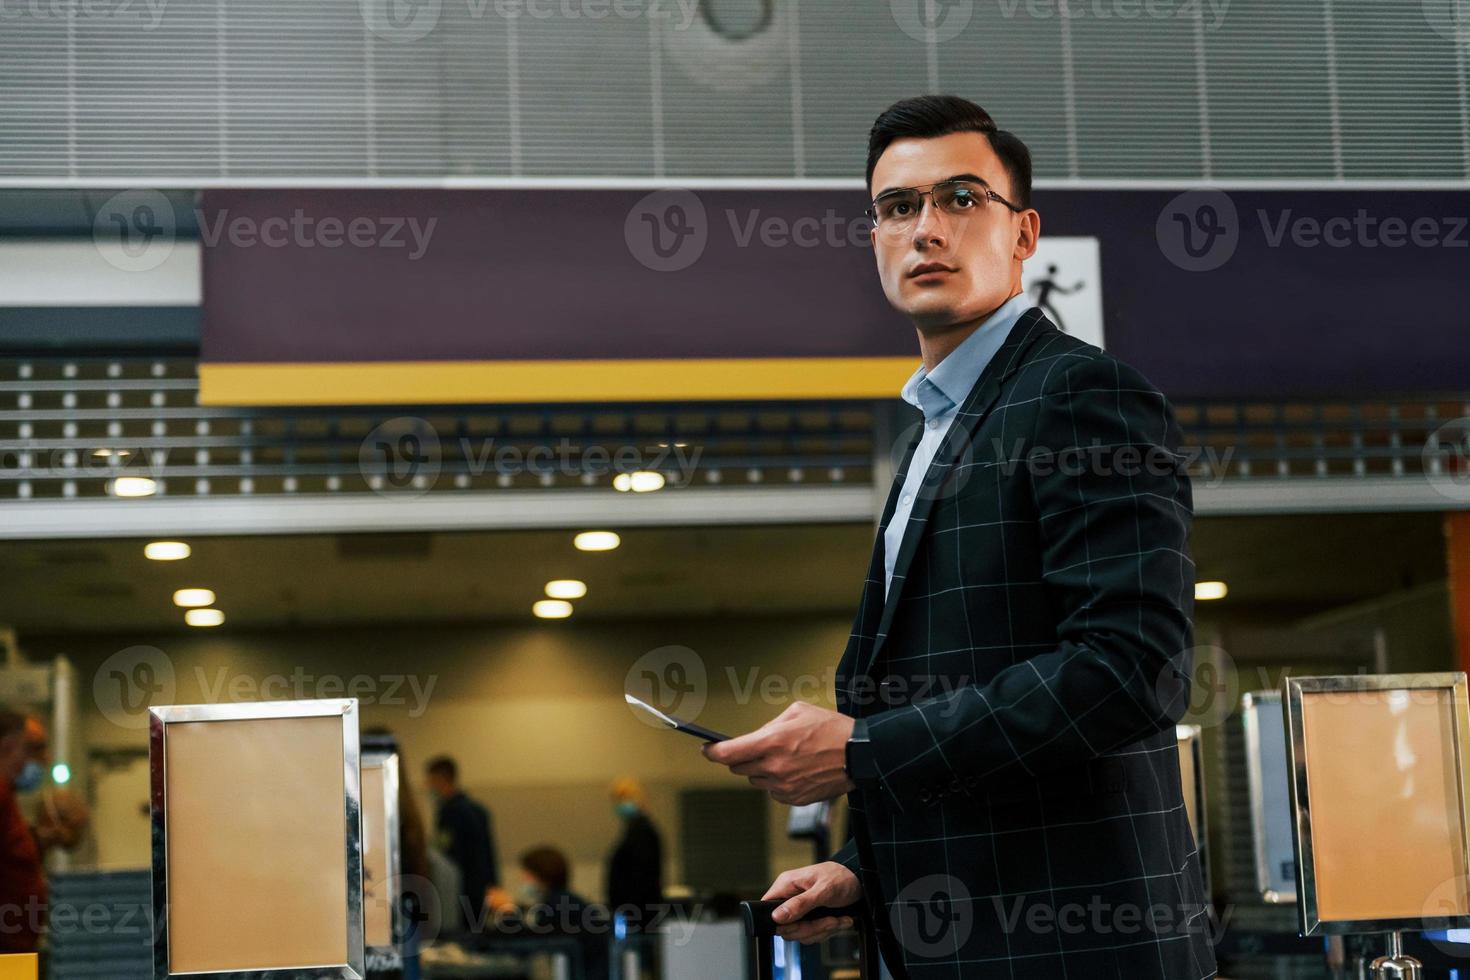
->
[764,861,863,945]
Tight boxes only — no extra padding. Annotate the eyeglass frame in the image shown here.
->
[864,176,1026,229]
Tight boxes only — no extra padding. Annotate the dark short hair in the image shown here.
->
[519,845,569,892]
[426,755,457,782]
[865,95,1033,208]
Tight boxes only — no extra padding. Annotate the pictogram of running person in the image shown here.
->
[1027,263,1085,334]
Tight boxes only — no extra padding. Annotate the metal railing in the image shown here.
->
[0,357,1466,511]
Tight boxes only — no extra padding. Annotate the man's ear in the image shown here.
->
[1013,209,1041,262]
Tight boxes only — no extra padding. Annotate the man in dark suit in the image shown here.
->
[704,95,1216,979]
[426,755,500,931]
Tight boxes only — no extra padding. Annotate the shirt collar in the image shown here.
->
[900,291,1032,420]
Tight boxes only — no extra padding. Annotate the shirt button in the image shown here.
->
[901,494,913,506]
[927,418,940,429]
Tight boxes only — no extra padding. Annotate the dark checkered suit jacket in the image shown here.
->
[831,308,1217,980]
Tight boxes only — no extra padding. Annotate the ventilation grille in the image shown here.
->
[2,0,1467,181]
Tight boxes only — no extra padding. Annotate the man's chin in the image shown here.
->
[903,302,964,334]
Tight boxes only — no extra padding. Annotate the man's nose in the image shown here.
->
[911,199,948,250]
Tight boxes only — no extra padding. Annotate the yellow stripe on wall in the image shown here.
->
[0,954,38,980]
[198,357,918,406]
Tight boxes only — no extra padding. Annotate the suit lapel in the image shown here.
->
[847,424,921,662]
[860,308,1054,677]
[839,397,930,715]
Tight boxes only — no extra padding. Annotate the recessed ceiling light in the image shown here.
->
[111,477,157,497]
[573,531,620,552]
[545,579,587,600]
[144,540,191,564]
[51,763,71,785]
[185,608,225,627]
[144,541,191,561]
[533,599,573,619]
[173,588,216,608]
[1195,581,1228,601]
[613,471,665,493]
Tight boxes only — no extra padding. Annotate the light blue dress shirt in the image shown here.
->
[883,292,1033,600]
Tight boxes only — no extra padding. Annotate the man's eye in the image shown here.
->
[949,190,978,208]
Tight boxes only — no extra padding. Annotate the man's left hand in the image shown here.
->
[702,702,856,805]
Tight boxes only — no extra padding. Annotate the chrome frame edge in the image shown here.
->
[1284,672,1470,937]
[148,698,367,979]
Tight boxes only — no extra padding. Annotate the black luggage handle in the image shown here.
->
[741,900,866,938]
[739,900,882,980]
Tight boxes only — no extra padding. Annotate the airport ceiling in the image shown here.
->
[0,512,1450,635]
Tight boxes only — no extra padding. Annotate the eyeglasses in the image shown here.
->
[866,178,1024,235]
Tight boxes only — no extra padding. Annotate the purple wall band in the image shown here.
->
[200,187,1470,399]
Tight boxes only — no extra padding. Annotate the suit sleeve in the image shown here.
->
[859,354,1196,806]
[829,837,860,874]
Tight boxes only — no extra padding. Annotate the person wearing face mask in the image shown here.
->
[484,846,608,979]
[604,777,662,934]
[0,707,47,954]
[22,716,90,859]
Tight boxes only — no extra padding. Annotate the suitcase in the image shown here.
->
[740,900,882,980]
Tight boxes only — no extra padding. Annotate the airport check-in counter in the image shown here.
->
[118,678,1470,980]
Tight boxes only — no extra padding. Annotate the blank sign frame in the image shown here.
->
[149,699,365,980]
[1175,724,1210,897]
[1241,690,1296,904]
[1284,673,1470,936]
[360,748,402,958]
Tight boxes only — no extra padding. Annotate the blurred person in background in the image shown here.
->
[486,845,608,980]
[604,777,662,932]
[425,755,498,932]
[0,708,46,954]
[23,716,90,858]
[365,727,435,979]
[395,754,431,886]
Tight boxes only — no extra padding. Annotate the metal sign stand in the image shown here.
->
[1368,931,1420,980]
